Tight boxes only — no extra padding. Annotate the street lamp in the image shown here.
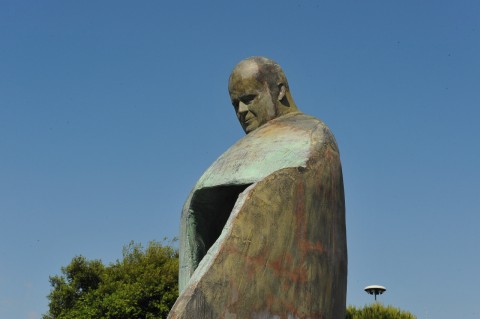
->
[364,285,386,301]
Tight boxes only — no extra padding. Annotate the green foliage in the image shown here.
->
[46,242,416,319]
[43,241,178,319]
[346,303,416,319]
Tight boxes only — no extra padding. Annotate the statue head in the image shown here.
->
[228,57,299,134]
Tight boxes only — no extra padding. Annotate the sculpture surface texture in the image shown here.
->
[168,57,347,319]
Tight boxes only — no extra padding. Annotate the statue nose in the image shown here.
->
[238,101,248,113]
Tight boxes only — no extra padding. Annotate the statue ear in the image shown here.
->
[277,83,286,101]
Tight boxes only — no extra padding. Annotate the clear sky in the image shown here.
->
[1,1,479,318]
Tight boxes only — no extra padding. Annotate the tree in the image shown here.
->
[45,241,416,319]
[346,303,417,319]
[43,240,178,319]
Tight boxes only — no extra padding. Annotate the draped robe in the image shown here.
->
[168,112,347,319]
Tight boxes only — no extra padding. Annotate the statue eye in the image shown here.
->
[241,94,256,104]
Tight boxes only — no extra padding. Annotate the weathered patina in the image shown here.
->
[168,57,347,319]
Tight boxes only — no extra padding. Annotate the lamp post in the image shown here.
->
[364,285,386,301]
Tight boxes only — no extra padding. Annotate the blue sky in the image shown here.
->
[1,1,479,318]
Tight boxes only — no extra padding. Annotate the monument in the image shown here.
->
[168,57,347,318]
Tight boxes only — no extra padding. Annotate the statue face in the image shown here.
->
[229,64,277,134]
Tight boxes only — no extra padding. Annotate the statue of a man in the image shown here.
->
[168,57,347,319]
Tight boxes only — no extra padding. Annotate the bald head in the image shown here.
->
[228,57,298,134]
[229,57,289,100]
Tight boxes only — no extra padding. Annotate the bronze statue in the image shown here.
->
[168,57,347,319]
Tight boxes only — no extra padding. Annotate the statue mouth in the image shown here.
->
[243,114,255,123]
[243,120,254,128]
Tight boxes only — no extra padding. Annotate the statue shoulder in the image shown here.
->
[190,112,340,189]
[276,112,340,153]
